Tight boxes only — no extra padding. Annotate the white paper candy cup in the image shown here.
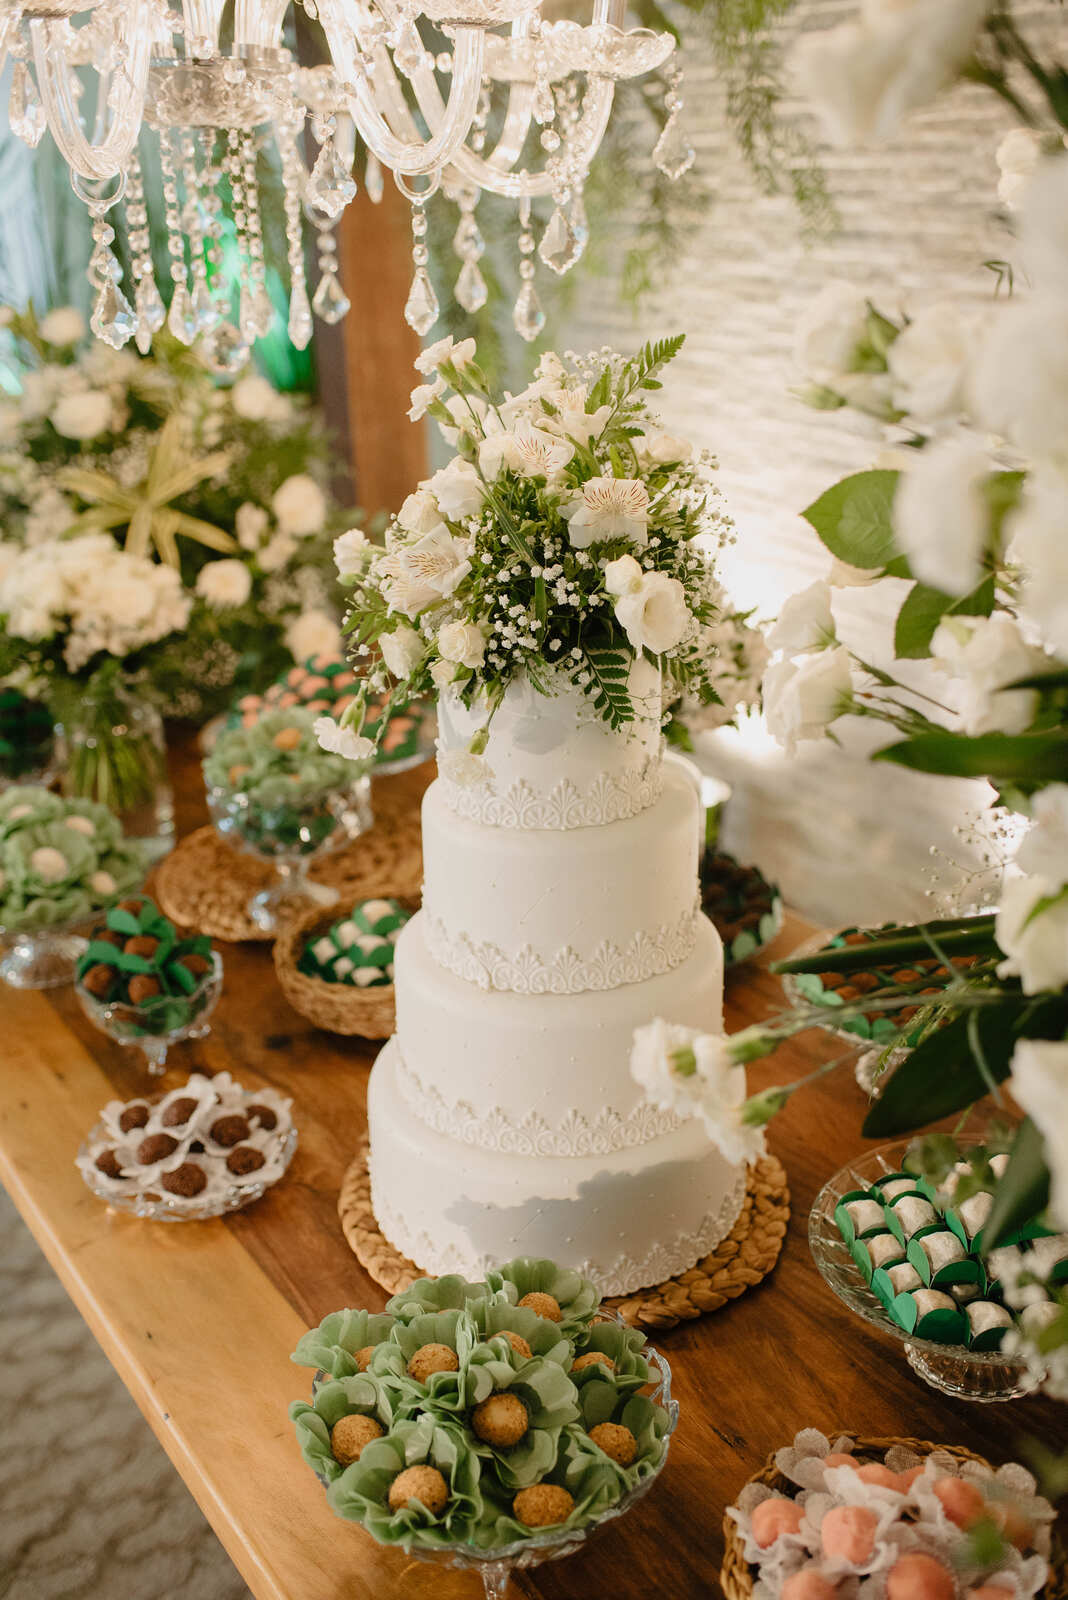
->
[878,1177,921,1201]
[1020,1299,1059,1334]
[956,1191,993,1237]
[865,1233,905,1271]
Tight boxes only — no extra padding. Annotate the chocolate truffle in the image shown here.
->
[95,1149,125,1180]
[517,1291,561,1322]
[407,1343,459,1383]
[117,899,144,915]
[571,1351,615,1375]
[162,1096,199,1128]
[588,1422,637,1466]
[513,1484,574,1527]
[177,952,211,979]
[128,974,161,1004]
[472,1392,528,1447]
[387,1465,448,1515]
[136,1133,179,1165]
[226,1145,266,1176]
[95,928,124,948]
[247,1103,278,1130]
[81,963,116,999]
[161,1163,208,1198]
[498,1331,532,1360]
[330,1413,384,1466]
[210,1114,251,1147]
[118,1103,150,1133]
[124,934,160,959]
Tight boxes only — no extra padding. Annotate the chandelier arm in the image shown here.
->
[348,28,485,173]
[30,9,153,181]
[449,77,614,197]
[232,0,290,50]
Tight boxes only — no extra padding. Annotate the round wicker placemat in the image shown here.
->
[337,1142,789,1330]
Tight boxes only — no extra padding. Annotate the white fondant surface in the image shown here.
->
[421,762,701,993]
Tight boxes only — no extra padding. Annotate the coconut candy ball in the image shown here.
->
[750,1497,804,1548]
[407,1343,460,1383]
[472,1392,528,1447]
[821,1504,879,1563]
[782,1572,838,1600]
[330,1413,384,1466]
[513,1484,575,1527]
[498,1330,532,1360]
[887,1553,955,1600]
[388,1464,449,1515]
[517,1291,561,1322]
[355,1345,376,1372]
[571,1351,615,1375]
[588,1422,638,1466]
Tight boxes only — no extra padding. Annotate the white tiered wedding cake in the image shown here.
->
[367,658,747,1295]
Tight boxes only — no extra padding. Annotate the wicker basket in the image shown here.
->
[721,1432,1066,1600]
[272,895,419,1038]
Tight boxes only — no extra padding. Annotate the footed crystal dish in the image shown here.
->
[0,913,91,989]
[75,952,224,1074]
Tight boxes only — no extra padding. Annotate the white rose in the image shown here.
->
[313,715,374,763]
[414,335,476,376]
[437,619,487,669]
[892,441,991,596]
[89,870,116,896]
[1017,154,1068,291]
[887,302,981,422]
[31,846,68,883]
[380,623,424,678]
[763,645,854,754]
[996,877,1068,996]
[286,608,341,663]
[637,431,693,465]
[430,657,458,690]
[427,458,484,521]
[1006,464,1068,659]
[1016,785,1068,884]
[39,307,86,346]
[407,378,446,423]
[259,532,297,572]
[766,580,836,655]
[794,281,871,382]
[613,572,690,655]
[231,373,289,422]
[970,296,1068,457]
[1008,1039,1068,1227]
[196,558,252,609]
[603,554,644,597]
[235,502,269,551]
[333,527,367,577]
[996,128,1046,209]
[398,489,444,535]
[272,474,327,536]
[51,390,112,440]
[932,614,1050,736]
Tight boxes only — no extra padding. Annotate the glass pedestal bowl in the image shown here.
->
[810,1140,1033,1402]
[207,778,373,936]
[75,951,223,1073]
[0,914,91,989]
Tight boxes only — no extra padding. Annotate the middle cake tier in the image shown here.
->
[421,759,700,995]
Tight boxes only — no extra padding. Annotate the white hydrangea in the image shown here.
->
[51,390,113,440]
[272,474,327,537]
[38,307,86,346]
[285,607,341,663]
[195,559,252,609]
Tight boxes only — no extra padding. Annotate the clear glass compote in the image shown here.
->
[0,913,90,989]
[75,952,224,1074]
[207,778,373,936]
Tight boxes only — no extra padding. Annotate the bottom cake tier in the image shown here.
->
[367,1037,747,1296]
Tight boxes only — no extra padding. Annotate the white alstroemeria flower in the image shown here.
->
[39,307,86,346]
[630,1019,765,1165]
[887,302,982,422]
[794,281,872,383]
[766,581,836,655]
[1009,1040,1068,1228]
[398,488,444,536]
[414,335,476,376]
[272,474,327,536]
[970,295,1068,457]
[1008,463,1068,659]
[333,527,368,577]
[314,715,374,763]
[401,525,471,601]
[931,614,1050,736]
[378,552,439,620]
[1016,786,1068,884]
[379,623,424,679]
[603,554,644,597]
[997,128,1047,209]
[408,378,447,423]
[540,402,614,446]
[437,619,487,669]
[440,750,492,787]
[285,608,341,662]
[427,458,484,521]
[893,441,991,597]
[613,571,690,654]
[436,392,488,447]
[762,646,854,755]
[51,390,112,440]
[996,877,1068,996]
[564,477,650,548]
[481,426,574,481]
[235,501,269,551]
[195,558,252,609]
[635,431,694,466]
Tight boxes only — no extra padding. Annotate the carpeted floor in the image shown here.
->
[0,1186,252,1600]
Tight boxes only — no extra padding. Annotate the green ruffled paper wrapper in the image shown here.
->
[291,1308,398,1378]
[327,1416,485,1551]
[569,1321,652,1393]
[569,1384,672,1491]
[471,1300,573,1366]
[290,1375,395,1486]
[385,1273,498,1322]
[464,1352,581,1492]
[486,1258,601,1338]
[0,787,143,932]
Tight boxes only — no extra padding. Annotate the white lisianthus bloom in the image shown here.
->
[794,281,871,382]
[407,378,446,423]
[231,373,291,423]
[196,558,252,609]
[1007,463,1068,658]
[440,750,492,787]
[564,477,650,548]
[398,488,445,535]
[427,458,484,521]
[1016,786,1068,883]
[1008,1039,1068,1228]
[766,580,836,655]
[887,302,981,422]
[39,307,86,346]
[313,715,374,763]
[272,474,327,536]
[31,846,68,883]
[828,557,882,587]
[931,614,1050,736]
[996,128,1046,209]
[414,335,476,376]
[286,608,341,662]
[892,441,991,596]
[996,877,1068,996]
[437,619,487,669]
[379,623,424,678]
[1017,154,1068,292]
[630,1019,764,1164]
[603,554,644,597]
[333,527,367,577]
[762,646,854,755]
[436,392,488,447]
[259,532,297,573]
[613,572,690,654]
[235,501,269,550]
[631,1019,707,1117]
[970,296,1068,457]
[51,389,112,440]
[635,431,693,466]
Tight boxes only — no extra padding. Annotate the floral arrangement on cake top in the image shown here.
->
[0,786,144,931]
[289,1258,674,1553]
[317,335,762,761]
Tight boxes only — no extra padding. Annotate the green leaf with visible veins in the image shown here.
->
[801,470,900,570]
[983,1118,1051,1249]
[894,576,995,660]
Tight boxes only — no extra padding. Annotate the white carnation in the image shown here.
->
[272,474,327,536]
[407,378,446,423]
[414,335,476,376]
[996,877,1068,996]
[766,580,836,655]
[630,1019,764,1165]
[437,620,487,669]
[285,608,341,663]
[39,307,86,346]
[196,559,252,609]
[763,646,854,754]
[887,302,981,422]
[380,623,424,678]
[51,390,112,440]
[613,572,690,655]
[892,441,991,596]
[235,502,269,551]
[333,527,367,578]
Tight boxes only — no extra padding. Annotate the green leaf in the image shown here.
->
[983,1118,1051,1249]
[894,576,995,660]
[801,470,899,570]
[106,908,141,937]
[874,731,1068,784]
[581,648,634,731]
[1006,667,1068,691]
[772,918,998,976]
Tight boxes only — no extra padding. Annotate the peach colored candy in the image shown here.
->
[967,1588,1012,1599]
[305,698,330,712]
[278,691,300,707]
[287,667,306,685]
[782,1571,839,1600]
[821,1505,879,1563]
[887,1553,955,1600]
[856,1463,900,1489]
[933,1476,986,1528]
[303,676,330,693]
[334,671,356,688]
[989,1500,1033,1550]
[824,1453,860,1471]
[895,1466,926,1491]
[751,1497,805,1547]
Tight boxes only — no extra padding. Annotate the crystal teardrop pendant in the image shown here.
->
[454,259,488,314]
[365,153,384,205]
[404,267,439,336]
[512,281,545,343]
[538,205,580,276]
[9,62,45,147]
[202,320,249,375]
[312,268,350,325]
[167,281,198,345]
[288,280,313,350]
[453,214,485,260]
[251,285,275,339]
[653,112,696,181]
[569,191,589,259]
[393,20,424,75]
[193,277,220,333]
[90,274,137,350]
[134,275,166,354]
[307,137,357,220]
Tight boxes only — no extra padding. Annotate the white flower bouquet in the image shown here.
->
[323,334,751,757]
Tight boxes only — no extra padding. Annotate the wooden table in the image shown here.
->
[0,735,1063,1600]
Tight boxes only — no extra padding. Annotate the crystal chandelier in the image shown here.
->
[0,0,694,363]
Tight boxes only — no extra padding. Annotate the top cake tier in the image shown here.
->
[436,658,662,830]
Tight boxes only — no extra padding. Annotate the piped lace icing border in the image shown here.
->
[395,1047,685,1156]
[422,898,700,996]
[439,758,663,830]
[369,1165,748,1298]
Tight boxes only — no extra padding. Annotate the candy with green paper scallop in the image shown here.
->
[298,898,411,989]
[326,1416,485,1550]
[291,1307,398,1378]
[0,788,143,932]
[486,1257,602,1337]
[289,1374,395,1484]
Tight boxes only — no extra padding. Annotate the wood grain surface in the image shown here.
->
[0,731,1063,1600]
